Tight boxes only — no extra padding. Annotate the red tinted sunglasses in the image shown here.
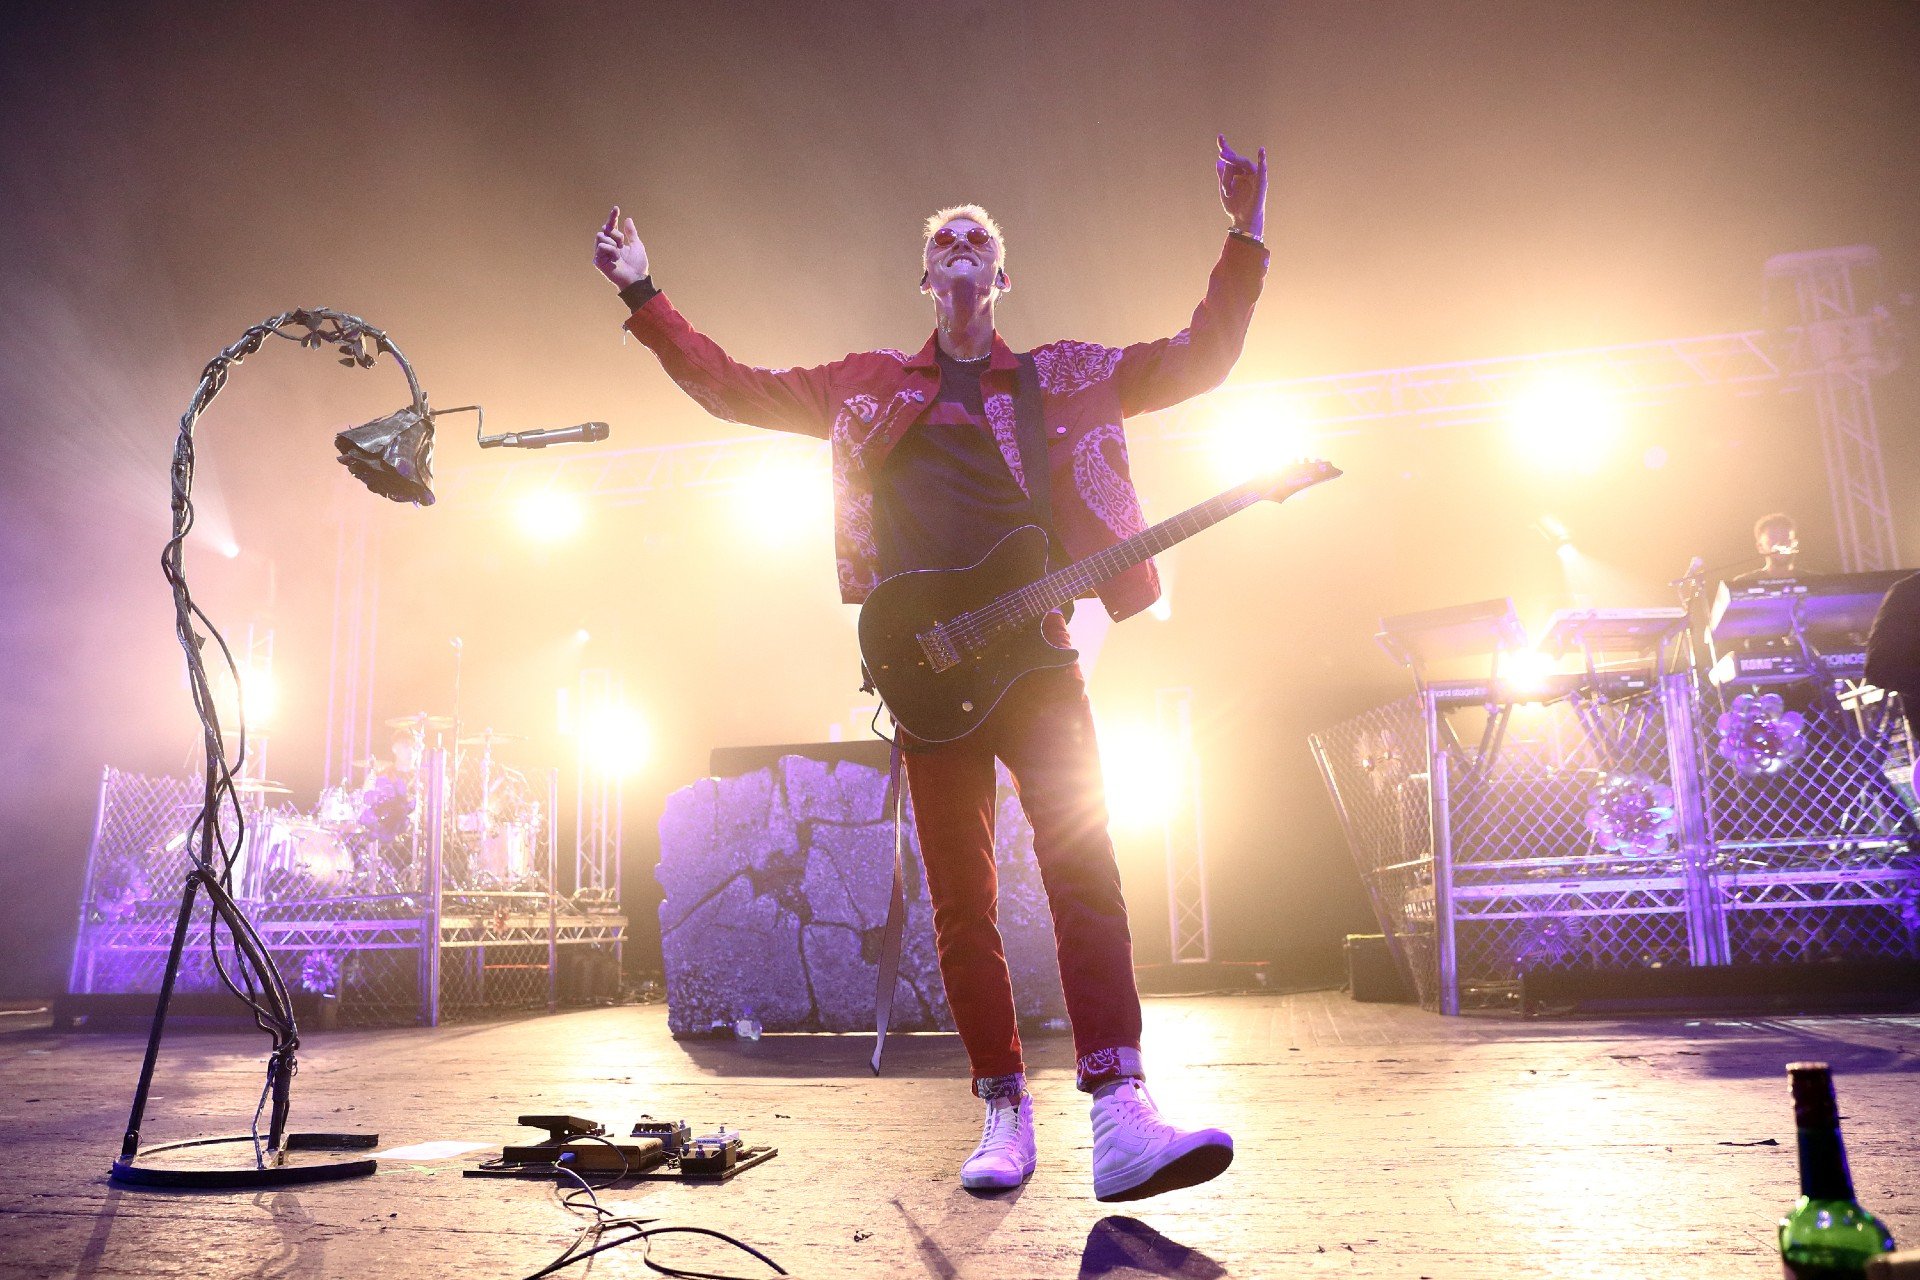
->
[931,226,994,249]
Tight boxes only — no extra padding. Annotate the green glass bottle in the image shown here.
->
[1778,1061,1894,1279]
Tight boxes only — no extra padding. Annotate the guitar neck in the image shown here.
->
[1013,480,1267,623]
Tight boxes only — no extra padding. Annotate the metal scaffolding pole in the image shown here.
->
[323,504,380,789]
[1156,687,1211,964]
[574,668,622,906]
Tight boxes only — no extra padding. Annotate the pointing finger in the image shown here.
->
[604,206,619,235]
[623,216,638,243]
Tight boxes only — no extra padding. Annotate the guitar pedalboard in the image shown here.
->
[465,1112,776,1184]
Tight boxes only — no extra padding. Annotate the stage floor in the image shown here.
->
[0,991,1914,1278]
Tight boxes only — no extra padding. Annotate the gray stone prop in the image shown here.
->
[657,754,1067,1035]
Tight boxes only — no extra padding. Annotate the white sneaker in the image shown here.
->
[1089,1079,1232,1202]
[960,1092,1037,1190]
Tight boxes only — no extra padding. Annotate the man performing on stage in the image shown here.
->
[592,135,1269,1201]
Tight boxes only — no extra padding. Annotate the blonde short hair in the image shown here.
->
[922,204,1005,251]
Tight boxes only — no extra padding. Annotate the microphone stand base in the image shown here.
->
[109,1132,380,1189]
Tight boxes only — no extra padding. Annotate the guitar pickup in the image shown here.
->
[917,627,960,673]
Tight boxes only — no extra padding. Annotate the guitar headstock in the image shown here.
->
[1256,457,1343,502]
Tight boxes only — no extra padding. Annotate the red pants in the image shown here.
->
[903,618,1143,1089]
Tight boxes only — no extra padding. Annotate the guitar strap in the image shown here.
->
[1013,352,1058,564]
[870,733,907,1075]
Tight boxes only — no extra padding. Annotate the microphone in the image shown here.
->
[478,421,610,450]
[1668,555,1706,588]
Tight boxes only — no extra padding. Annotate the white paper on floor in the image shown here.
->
[373,1140,496,1161]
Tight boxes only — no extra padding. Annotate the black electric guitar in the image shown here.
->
[858,458,1341,743]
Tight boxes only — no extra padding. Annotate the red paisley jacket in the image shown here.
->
[622,233,1269,621]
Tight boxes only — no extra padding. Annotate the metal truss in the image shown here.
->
[1764,246,1903,571]
[323,501,380,790]
[438,326,1803,509]
[1155,687,1211,963]
[1159,328,1795,440]
[1314,676,1919,1013]
[573,668,625,916]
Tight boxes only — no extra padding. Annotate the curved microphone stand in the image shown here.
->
[112,308,459,1188]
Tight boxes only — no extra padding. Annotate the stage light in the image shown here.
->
[578,703,649,778]
[1504,371,1623,473]
[1208,395,1315,486]
[1532,515,1577,563]
[1499,648,1559,702]
[515,489,586,543]
[1148,596,1173,622]
[1097,720,1184,832]
[1643,444,1669,470]
[574,628,591,644]
[237,664,278,727]
[735,454,831,544]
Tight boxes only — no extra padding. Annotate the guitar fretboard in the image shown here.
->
[948,478,1270,648]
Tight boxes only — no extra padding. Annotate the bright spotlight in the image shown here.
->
[1505,371,1623,473]
[578,703,649,778]
[736,455,831,545]
[238,665,278,727]
[514,490,586,543]
[1209,395,1315,486]
[1098,720,1185,832]
[1147,596,1173,622]
[1499,648,1560,702]
[574,628,591,644]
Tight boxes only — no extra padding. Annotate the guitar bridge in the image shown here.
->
[917,626,961,673]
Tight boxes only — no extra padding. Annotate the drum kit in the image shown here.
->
[183,713,545,900]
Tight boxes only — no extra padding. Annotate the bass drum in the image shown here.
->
[314,786,361,831]
[255,817,355,895]
[473,821,537,883]
[162,824,269,900]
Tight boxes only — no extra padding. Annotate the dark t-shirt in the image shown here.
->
[871,349,1036,579]
[1866,572,1920,738]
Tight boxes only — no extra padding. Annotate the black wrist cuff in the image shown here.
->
[618,276,658,311]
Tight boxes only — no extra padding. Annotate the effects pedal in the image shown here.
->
[679,1127,745,1178]
[496,1114,665,1173]
[630,1116,693,1154]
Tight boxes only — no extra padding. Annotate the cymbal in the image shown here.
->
[386,713,455,730]
[457,730,526,746]
[231,779,292,795]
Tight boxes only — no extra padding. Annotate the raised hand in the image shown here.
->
[1215,135,1268,242]
[593,205,649,289]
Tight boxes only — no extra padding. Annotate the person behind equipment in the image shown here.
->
[1733,512,1800,583]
